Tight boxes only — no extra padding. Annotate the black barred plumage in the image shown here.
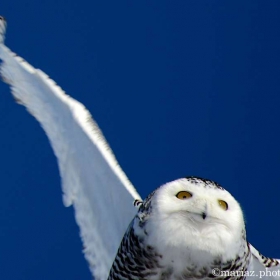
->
[108,224,162,279]
[253,247,279,268]
[108,210,252,280]
[133,199,143,208]
[185,176,225,190]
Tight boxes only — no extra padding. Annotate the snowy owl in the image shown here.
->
[108,177,279,279]
[0,17,279,280]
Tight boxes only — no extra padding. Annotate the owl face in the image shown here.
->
[143,177,245,262]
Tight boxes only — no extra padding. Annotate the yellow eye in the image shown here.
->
[218,200,228,210]
[176,191,192,200]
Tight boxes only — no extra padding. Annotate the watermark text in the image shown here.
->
[212,268,280,278]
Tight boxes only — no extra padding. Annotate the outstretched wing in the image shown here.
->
[0,17,141,280]
[248,243,280,279]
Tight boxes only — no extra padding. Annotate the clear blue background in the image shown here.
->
[0,1,280,279]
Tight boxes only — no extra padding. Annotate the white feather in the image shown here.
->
[248,244,280,280]
[0,18,141,280]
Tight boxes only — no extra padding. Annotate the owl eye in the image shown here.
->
[218,200,228,210]
[176,191,192,200]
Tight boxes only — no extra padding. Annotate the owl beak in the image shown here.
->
[201,203,208,220]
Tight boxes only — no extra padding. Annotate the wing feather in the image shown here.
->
[248,243,280,280]
[0,18,141,280]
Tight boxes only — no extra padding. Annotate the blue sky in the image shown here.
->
[1,1,280,279]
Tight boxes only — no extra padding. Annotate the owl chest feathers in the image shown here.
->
[108,217,250,280]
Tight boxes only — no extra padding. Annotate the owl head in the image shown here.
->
[135,177,245,263]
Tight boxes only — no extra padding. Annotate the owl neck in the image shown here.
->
[134,214,247,267]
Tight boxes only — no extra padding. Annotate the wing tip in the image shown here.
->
[0,16,7,44]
